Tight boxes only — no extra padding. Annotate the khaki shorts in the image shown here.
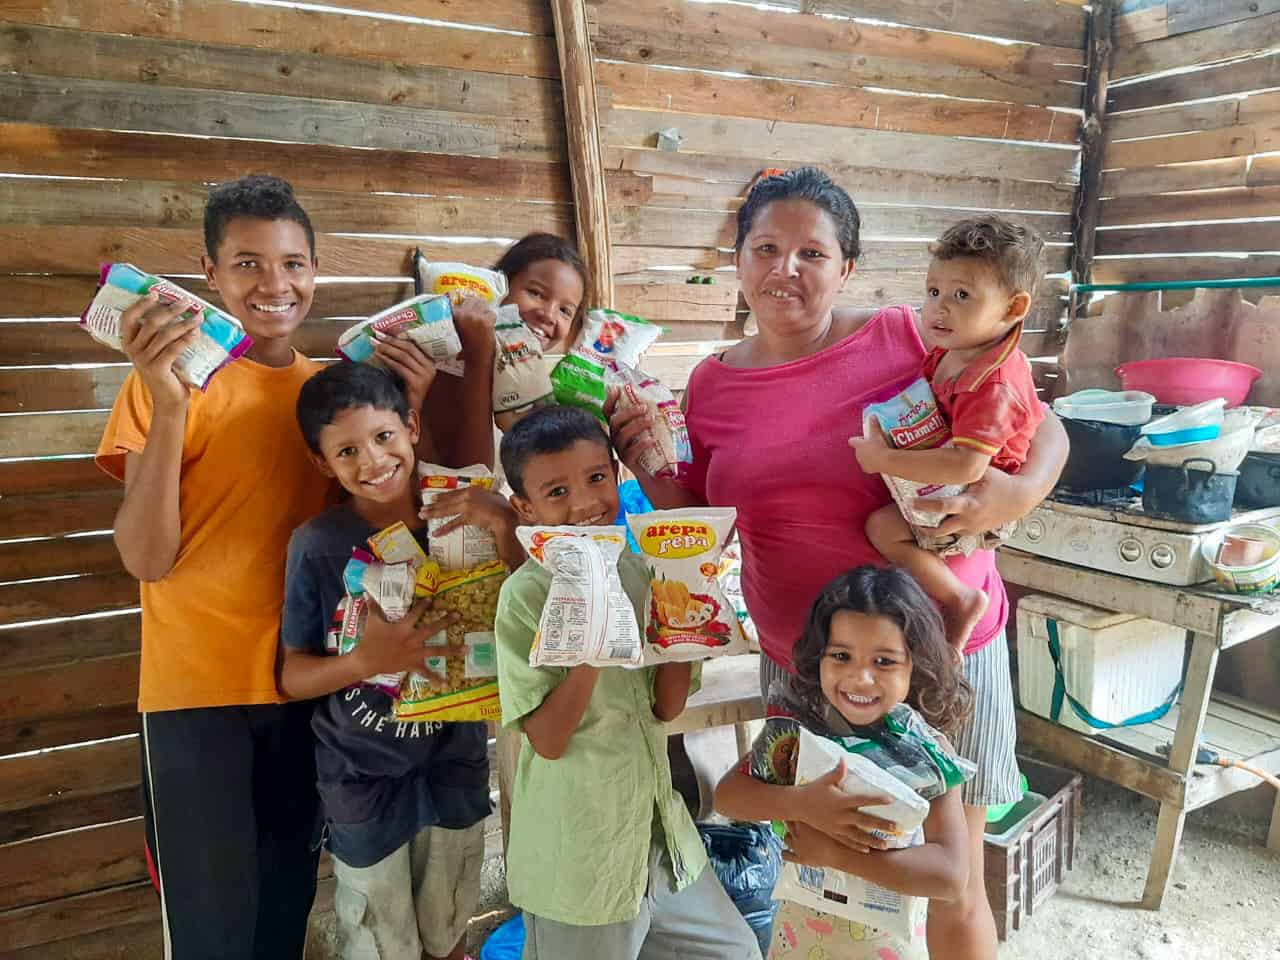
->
[333,821,486,960]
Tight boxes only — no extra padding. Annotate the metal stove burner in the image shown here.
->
[1048,486,1139,509]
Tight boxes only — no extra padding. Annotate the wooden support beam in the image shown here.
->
[1072,0,1114,292]
[550,0,613,308]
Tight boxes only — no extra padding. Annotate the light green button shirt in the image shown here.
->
[495,551,708,926]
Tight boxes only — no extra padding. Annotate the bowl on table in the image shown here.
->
[1116,358,1261,408]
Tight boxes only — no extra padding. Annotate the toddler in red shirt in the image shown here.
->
[853,216,1046,651]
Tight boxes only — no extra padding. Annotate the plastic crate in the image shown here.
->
[983,756,1082,940]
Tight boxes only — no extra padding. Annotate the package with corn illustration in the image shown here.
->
[626,508,748,664]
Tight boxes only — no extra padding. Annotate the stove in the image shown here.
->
[1005,490,1280,586]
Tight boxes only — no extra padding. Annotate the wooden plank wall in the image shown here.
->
[0,1,577,955]
[587,0,1090,396]
[1098,1,1280,286]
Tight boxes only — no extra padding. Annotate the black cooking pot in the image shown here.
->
[1143,457,1237,524]
[1058,418,1145,491]
[1235,451,1280,509]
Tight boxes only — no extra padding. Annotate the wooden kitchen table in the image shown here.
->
[998,548,1280,909]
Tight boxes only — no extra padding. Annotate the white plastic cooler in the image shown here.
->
[1015,595,1185,737]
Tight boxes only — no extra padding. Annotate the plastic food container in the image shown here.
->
[1116,358,1261,407]
[1141,398,1226,439]
[1052,389,1155,426]
[1199,522,1280,594]
[1126,407,1254,473]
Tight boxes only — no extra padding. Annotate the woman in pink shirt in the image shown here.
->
[610,167,1066,960]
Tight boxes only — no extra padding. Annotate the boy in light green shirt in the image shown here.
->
[494,406,761,959]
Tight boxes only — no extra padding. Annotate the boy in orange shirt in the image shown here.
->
[96,175,493,958]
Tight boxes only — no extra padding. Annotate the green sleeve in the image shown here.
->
[495,564,566,731]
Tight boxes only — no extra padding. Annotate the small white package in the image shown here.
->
[516,525,643,668]
[418,464,499,570]
[627,508,748,663]
[339,294,464,377]
[773,727,930,942]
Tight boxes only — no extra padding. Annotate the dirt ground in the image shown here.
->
[308,773,1280,959]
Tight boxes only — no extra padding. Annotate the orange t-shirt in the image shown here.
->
[97,354,331,713]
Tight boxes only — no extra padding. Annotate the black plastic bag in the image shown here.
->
[699,822,783,956]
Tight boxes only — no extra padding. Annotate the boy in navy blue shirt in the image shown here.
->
[281,362,521,960]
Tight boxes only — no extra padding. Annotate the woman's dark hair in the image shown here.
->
[499,404,612,498]
[296,362,409,455]
[204,174,315,260]
[735,167,861,262]
[790,566,973,733]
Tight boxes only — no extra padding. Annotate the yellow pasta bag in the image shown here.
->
[393,560,506,723]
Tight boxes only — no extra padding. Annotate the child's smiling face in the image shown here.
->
[203,216,316,350]
[312,404,419,511]
[503,258,584,352]
[510,438,619,528]
[820,611,912,726]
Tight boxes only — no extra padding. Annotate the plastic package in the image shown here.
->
[612,364,691,479]
[81,263,252,390]
[627,508,748,663]
[415,259,507,304]
[338,294,464,377]
[492,303,554,430]
[699,823,783,958]
[418,464,499,570]
[551,308,661,422]
[516,525,643,668]
[772,727,930,942]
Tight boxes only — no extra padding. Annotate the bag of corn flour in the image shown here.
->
[81,263,252,390]
[338,294,464,377]
[612,365,691,480]
[627,508,747,664]
[516,525,643,668]
[415,258,507,305]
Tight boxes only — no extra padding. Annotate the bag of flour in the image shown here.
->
[492,303,554,431]
[773,727,931,942]
[627,508,748,664]
[516,525,643,668]
[418,464,499,571]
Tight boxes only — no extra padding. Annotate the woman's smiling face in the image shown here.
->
[735,198,853,339]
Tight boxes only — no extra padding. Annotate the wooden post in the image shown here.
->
[1071,0,1115,292]
[550,0,614,309]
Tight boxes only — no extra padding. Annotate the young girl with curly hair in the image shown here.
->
[715,565,977,959]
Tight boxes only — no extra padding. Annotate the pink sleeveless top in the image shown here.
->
[682,305,1008,667]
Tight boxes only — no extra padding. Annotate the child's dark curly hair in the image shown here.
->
[789,566,974,734]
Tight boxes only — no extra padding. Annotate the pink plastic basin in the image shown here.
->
[1115,358,1262,408]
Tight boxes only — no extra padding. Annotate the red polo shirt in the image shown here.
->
[923,323,1045,474]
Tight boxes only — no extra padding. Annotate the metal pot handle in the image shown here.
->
[1179,457,1216,496]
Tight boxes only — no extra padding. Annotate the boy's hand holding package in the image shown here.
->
[354,596,464,685]
[370,332,437,413]
[420,484,523,569]
[119,292,203,411]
